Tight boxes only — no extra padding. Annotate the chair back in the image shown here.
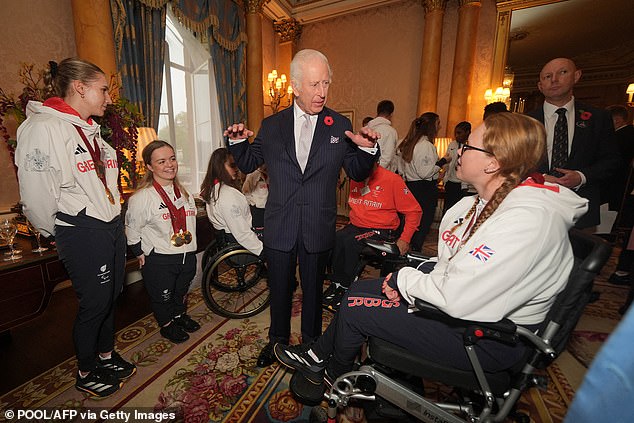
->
[534,229,611,366]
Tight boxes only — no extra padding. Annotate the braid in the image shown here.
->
[449,197,479,234]
[462,177,520,245]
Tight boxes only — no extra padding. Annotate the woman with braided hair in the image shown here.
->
[274,112,589,385]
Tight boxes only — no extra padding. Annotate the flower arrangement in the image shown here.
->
[0,62,144,191]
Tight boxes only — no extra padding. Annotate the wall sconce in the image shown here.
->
[484,87,511,106]
[627,83,634,107]
[265,69,292,113]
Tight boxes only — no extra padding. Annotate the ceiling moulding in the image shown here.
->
[263,0,404,24]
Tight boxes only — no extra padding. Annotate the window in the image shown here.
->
[159,8,224,193]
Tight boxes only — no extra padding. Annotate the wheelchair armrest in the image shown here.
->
[363,239,400,257]
[413,298,519,346]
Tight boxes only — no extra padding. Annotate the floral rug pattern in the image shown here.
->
[0,238,625,423]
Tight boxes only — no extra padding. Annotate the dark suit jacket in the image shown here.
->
[228,106,377,252]
[528,101,618,228]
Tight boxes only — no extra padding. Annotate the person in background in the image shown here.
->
[395,112,441,252]
[275,113,588,394]
[126,140,199,344]
[483,101,509,120]
[323,161,422,310]
[604,105,634,287]
[242,163,269,230]
[15,57,136,398]
[527,57,618,229]
[225,49,379,367]
[200,148,263,257]
[362,116,373,127]
[440,121,471,214]
[367,100,398,170]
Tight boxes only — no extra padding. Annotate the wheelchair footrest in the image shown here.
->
[290,371,327,406]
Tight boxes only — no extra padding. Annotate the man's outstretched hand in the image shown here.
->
[224,123,254,140]
[345,126,381,148]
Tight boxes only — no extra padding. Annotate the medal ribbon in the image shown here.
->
[152,180,187,235]
[73,125,109,191]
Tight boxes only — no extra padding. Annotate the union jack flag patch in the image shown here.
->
[469,244,495,262]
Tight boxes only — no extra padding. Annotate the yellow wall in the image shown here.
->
[0,0,77,211]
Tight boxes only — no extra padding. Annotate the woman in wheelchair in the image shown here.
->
[274,113,589,388]
[200,148,263,256]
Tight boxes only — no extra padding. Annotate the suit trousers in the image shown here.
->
[265,232,330,345]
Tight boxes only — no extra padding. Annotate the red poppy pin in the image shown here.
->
[324,116,334,126]
[576,110,592,128]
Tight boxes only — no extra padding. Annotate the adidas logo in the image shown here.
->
[74,145,88,155]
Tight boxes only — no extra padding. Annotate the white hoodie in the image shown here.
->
[15,101,121,237]
[396,180,588,325]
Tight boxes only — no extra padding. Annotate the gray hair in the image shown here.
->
[290,49,332,85]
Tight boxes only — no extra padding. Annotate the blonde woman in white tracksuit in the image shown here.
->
[15,58,135,398]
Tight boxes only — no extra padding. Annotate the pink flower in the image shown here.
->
[220,374,247,397]
[324,116,334,126]
[224,328,240,340]
[580,111,592,120]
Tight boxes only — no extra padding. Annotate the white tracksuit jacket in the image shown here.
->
[125,185,197,256]
[15,101,121,237]
[395,180,589,325]
[205,184,263,255]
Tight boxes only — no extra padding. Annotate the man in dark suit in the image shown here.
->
[225,49,379,366]
[527,57,619,229]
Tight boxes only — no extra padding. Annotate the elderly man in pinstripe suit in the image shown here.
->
[225,49,379,367]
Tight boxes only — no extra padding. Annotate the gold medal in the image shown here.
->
[182,230,192,245]
[105,187,115,205]
[171,233,184,247]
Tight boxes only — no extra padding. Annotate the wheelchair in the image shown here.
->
[200,235,269,319]
[298,229,612,422]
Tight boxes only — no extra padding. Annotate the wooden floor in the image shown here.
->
[0,280,153,396]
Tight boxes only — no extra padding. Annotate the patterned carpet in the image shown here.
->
[0,235,624,423]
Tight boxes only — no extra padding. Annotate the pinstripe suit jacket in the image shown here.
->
[528,101,618,228]
[229,106,377,252]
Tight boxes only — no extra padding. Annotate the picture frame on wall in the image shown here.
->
[339,109,355,130]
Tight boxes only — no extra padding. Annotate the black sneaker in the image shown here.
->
[174,314,201,333]
[75,368,122,398]
[323,283,339,303]
[98,351,136,380]
[326,286,347,312]
[274,343,325,384]
[160,322,190,343]
[609,272,631,286]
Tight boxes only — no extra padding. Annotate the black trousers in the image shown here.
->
[55,220,126,373]
[265,234,330,344]
[141,252,197,326]
[330,224,396,288]
[443,181,464,214]
[313,277,535,378]
[406,180,439,251]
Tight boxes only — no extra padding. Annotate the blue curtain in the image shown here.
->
[171,0,247,124]
[110,0,167,131]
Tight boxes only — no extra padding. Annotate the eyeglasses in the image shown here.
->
[460,142,494,156]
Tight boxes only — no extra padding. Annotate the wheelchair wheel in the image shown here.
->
[202,245,269,319]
